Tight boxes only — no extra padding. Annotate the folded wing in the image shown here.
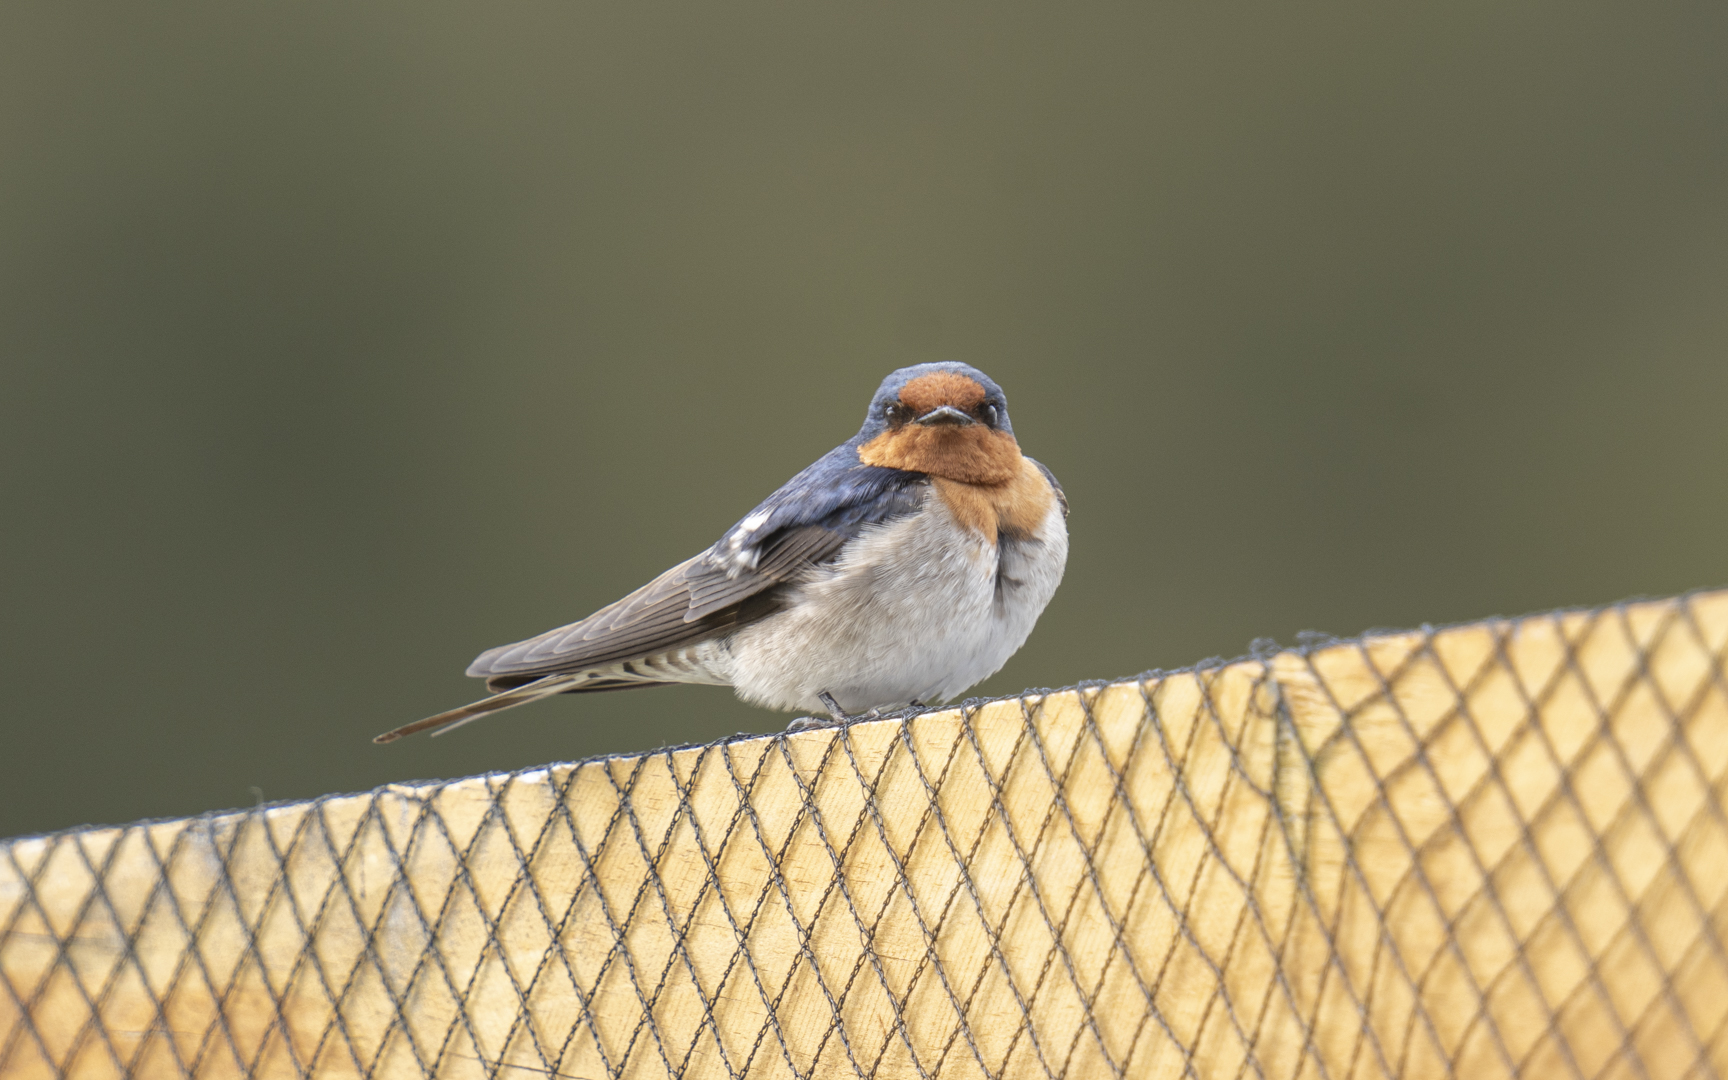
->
[468,446,928,692]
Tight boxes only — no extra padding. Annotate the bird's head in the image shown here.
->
[855,363,1022,484]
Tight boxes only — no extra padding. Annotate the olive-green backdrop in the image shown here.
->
[3,1,1726,838]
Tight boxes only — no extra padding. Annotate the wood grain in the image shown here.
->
[5,591,1728,1078]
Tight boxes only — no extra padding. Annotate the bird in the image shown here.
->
[375,362,1068,743]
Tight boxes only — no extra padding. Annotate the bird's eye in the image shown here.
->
[985,404,999,426]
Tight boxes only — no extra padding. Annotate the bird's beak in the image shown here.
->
[913,404,975,427]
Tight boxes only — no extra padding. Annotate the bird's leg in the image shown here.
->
[786,691,882,732]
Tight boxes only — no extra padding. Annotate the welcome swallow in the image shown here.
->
[375,362,1068,742]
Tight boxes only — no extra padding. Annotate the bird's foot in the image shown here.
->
[786,691,863,731]
[785,693,925,732]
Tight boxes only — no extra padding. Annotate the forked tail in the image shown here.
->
[373,673,579,743]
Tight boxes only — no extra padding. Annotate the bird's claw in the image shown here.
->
[786,691,875,731]
[785,693,926,732]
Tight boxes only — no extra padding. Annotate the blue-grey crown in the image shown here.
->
[858,362,1013,439]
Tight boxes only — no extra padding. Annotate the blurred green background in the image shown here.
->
[3,2,1726,838]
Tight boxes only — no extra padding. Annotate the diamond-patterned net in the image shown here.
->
[6,590,1728,1079]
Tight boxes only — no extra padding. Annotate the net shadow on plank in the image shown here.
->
[5,589,1728,1078]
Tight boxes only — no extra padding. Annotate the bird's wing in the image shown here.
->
[467,445,928,690]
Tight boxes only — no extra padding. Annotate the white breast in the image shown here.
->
[721,485,1068,714]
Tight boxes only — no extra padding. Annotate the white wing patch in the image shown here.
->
[737,509,772,534]
[722,509,775,574]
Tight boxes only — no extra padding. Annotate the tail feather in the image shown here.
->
[373,674,579,743]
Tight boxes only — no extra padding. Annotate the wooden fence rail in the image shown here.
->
[5,590,1728,1078]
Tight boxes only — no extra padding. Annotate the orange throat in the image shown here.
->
[931,460,1055,544]
[859,427,1051,544]
[857,425,1022,485]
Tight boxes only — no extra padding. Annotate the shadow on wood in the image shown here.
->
[5,591,1728,1078]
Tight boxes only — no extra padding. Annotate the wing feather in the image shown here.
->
[467,446,927,691]
[683,525,848,621]
[470,555,730,688]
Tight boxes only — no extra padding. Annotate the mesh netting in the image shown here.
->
[5,590,1728,1079]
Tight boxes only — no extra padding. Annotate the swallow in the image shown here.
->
[375,362,1068,743]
